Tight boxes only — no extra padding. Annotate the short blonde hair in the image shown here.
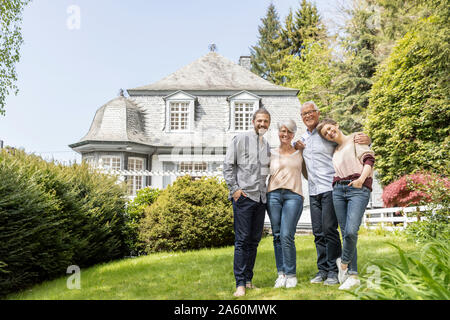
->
[277,119,297,133]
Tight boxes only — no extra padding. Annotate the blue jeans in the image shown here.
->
[332,183,371,275]
[267,189,304,277]
[232,195,266,287]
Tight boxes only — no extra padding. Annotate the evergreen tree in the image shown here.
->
[365,8,450,185]
[274,0,326,84]
[250,3,283,83]
[330,0,380,133]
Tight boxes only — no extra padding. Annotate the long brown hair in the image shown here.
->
[316,118,338,139]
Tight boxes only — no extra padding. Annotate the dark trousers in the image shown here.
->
[310,191,342,276]
[232,195,266,288]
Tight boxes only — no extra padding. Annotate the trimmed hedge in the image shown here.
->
[124,187,161,255]
[138,176,234,253]
[0,149,128,297]
[365,14,450,185]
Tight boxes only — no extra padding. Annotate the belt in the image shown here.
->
[335,180,352,185]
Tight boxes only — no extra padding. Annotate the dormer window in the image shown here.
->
[228,91,261,132]
[169,101,189,131]
[234,102,255,131]
[163,90,197,132]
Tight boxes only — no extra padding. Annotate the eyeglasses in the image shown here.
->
[301,110,317,117]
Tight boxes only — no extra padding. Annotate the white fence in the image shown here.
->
[363,205,432,230]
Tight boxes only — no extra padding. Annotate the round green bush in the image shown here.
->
[124,187,161,255]
[138,175,234,253]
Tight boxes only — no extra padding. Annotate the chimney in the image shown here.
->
[239,56,251,70]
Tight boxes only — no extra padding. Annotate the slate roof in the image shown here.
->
[128,52,297,93]
[73,96,148,145]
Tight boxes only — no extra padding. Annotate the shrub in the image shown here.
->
[0,149,128,297]
[124,187,161,255]
[381,172,449,242]
[138,176,234,253]
[352,238,450,300]
[365,14,450,186]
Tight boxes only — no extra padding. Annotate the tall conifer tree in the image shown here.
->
[274,0,326,84]
[250,3,283,83]
[330,0,379,132]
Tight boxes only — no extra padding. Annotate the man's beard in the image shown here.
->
[257,127,267,136]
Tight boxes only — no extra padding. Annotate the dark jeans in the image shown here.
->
[232,195,266,288]
[333,184,371,275]
[310,191,342,277]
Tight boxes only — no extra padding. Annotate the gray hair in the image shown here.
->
[301,101,319,112]
[277,119,297,133]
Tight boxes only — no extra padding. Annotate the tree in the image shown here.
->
[330,0,380,133]
[0,0,30,115]
[274,0,326,84]
[365,12,450,186]
[250,3,283,83]
[280,39,339,115]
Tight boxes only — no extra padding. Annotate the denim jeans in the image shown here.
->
[267,189,304,277]
[309,191,342,277]
[232,195,266,287]
[332,183,371,275]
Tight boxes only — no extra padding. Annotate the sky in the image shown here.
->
[0,0,347,163]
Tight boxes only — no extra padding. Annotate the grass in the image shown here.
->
[7,229,418,300]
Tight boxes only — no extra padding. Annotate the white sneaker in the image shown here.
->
[336,257,349,284]
[285,276,298,288]
[274,274,286,288]
[338,275,360,290]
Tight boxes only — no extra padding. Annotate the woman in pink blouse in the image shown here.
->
[266,119,307,289]
[316,118,375,290]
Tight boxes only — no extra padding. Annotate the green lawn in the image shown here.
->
[7,229,417,300]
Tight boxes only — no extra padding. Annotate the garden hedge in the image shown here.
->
[0,149,128,297]
[138,175,234,253]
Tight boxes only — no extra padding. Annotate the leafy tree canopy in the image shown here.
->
[0,0,30,115]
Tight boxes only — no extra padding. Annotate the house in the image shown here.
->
[69,50,307,192]
[69,49,383,220]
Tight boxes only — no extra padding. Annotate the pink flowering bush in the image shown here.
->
[382,172,450,241]
[382,172,449,207]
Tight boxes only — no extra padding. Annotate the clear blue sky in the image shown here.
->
[0,0,344,163]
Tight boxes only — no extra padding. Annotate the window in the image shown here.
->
[179,161,208,172]
[169,102,189,131]
[227,91,260,132]
[82,156,95,167]
[100,156,121,170]
[234,102,255,131]
[163,91,197,132]
[127,157,144,196]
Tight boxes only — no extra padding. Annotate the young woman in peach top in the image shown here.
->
[316,119,375,290]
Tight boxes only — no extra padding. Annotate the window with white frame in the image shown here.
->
[127,157,144,196]
[179,161,207,172]
[179,161,207,179]
[169,102,190,131]
[228,91,260,132]
[82,156,96,168]
[100,156,121,170]
[164,91,196,132]
[233,102,255,131]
